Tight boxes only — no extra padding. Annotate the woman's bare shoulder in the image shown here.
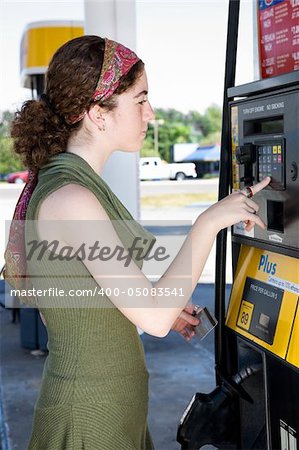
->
[38,183,107,221]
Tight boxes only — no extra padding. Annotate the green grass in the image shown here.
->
[141,192,217,208]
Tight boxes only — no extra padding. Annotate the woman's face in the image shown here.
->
[106,70,155,152]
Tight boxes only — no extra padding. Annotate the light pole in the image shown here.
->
[150,119,164,154]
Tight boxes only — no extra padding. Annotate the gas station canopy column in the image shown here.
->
[84,0,140,218]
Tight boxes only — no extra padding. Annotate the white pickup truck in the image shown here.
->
[139,157,197,181]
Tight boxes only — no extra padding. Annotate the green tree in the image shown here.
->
[204,104,222,134]
[154,108,186,124]
[0,110,24,174]
[141,108,193,162]
[0,137,23,173]
[200,131,221,146]
[186,105,222,138]
[140,129,159,157]
[158,122,191,161]
[0,110,14,137]
[141,105,222,161]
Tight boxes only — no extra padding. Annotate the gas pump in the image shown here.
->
[177,0,299,449]
[225,69,299,450]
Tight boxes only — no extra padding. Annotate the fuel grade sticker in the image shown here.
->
[237,300,254,331]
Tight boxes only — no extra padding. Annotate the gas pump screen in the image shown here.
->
[237,277,284,344]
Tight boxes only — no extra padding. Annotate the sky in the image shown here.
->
[0,0,256,114]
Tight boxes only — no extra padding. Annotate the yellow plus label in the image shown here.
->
[273,146,278,154]
[237,300,254,331]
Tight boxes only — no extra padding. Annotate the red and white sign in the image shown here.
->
[257,0,299,78]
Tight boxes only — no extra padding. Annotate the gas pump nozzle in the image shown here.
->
[177,364,262,450]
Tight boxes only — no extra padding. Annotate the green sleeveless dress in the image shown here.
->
[24,153,156,450]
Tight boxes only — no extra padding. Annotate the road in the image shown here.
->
[0,179,219,207]
[140,178,219,196]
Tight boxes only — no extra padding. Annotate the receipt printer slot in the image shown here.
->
[267,200,284,233]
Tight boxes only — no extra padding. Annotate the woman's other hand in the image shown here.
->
[171,304,200,342]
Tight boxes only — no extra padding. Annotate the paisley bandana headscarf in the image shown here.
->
[3,37,140,292]
[70,38,140,124]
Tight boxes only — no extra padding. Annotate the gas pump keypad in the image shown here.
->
[257,141,285,190]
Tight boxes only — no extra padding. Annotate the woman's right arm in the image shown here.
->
[37,177,270,337]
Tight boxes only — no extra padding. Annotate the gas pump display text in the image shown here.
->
[250,282,279,300]
[242,102,284,115]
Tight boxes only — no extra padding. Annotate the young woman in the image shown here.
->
[9,35,269,449]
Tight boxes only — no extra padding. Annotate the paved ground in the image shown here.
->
[140,179,218,197]
[0,284,232,450]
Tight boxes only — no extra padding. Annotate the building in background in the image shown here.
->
[172,143,220,178]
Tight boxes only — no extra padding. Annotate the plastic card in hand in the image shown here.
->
[194,307,218,340]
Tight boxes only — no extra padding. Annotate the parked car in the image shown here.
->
[7,170,29,184]
[139,157,197,181]
[0,173,9,181]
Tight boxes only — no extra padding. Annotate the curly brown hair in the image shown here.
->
[11,35,144,171]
